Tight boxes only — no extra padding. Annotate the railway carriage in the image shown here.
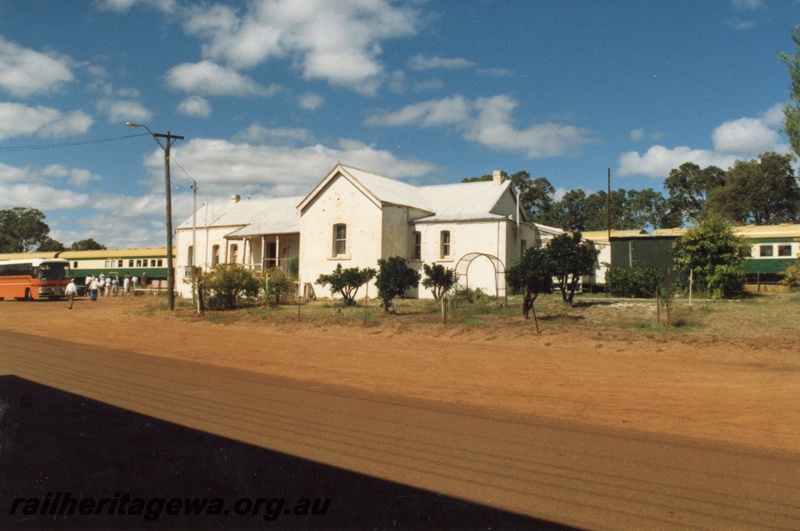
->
[0,248,171,287]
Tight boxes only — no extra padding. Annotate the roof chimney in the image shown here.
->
[230,194,241,204]
[492,170,507,186]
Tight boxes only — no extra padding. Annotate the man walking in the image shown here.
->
[66,278,77,309]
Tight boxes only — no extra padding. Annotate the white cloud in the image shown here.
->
[630,128,645,142]
[94,0,176,14]
[365,96,471,127]
[408,55,475,71]
[298,92,324,110]
[731,0,764,11]
[177,96,212,118]
[0,103,92,141]
[41,164,102,187]
[0,183,90,210]
[136,136,438,197]
[366,95,596,158]
[619,104,790,178]
[231,124,312,144]
[96,98,153,123]
[165,61,281,97]
[183,0,420,94]
[618,145,740,179]
[0,38,74,97]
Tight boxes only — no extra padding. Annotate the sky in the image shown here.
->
[1,0,799,249]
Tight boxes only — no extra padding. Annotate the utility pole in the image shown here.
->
[154,131,184,311]
[126,122,184,312]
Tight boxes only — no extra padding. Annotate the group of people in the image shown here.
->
[65,272,148,309]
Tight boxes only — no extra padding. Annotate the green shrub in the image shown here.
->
[316,264,376,305]
[375,256,420,312]
[781,261,800,287]
[421,263,457,301]
[200,263,260,310]
[606,263,664,298]
[262,267,296,306]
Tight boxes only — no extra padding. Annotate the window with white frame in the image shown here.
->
[333,224,347,256]
[759,245,774,257]
[778,244,792,257]
[413,231,421,260]
[230,244,238,263]
[440,230,451,258]
[212,245,220,266]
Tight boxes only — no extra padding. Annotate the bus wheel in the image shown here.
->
[24,289,32,301]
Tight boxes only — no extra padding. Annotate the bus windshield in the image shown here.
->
[36,262,69,280]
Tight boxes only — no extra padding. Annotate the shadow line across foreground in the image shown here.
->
[0,376,567,529]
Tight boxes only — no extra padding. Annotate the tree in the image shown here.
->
[199,263,260,310]
[71,238,107,251]
[505,247,554,319]
[663,162,725,224]
[462,171,557,222]
[37,237,66,252]
[262,267,297,306]
[672,218,751,298]
[0,207,51,253]
[316,264,376,305]
[779,24,800,158]
[706,152,800,225]
[375,256,420,312]
[545,232,599,307]
[421,263,457,301]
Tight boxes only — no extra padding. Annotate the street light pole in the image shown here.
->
[126,122,184,311]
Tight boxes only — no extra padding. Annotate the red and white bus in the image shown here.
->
[0,258,71,301]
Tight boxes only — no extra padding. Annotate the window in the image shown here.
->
[759,245,774,257]
[73,261,78,268]
[333,224,347,256]
[230,244,238,264]
[212,245,220,266]
[136,259,142,267]
[413,232,421,260]
[157,259,163,267]
[143,259,149,267]
[128,260,134,267]
[778,244,792,257]
[117,260,123,267]
[440,231,451,258]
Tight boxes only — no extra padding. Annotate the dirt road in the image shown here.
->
[1,297,799,529]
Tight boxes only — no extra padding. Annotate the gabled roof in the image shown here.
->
[297,163,433,213]
[178,195,302,236]
[415,179,517,222]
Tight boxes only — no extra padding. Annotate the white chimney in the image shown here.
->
[492,170,507,186]
[230,194,241,204]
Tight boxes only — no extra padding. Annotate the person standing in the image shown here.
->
[90,277,100,302]
[111,276,119,296]
[65,278,77,309]
[124,274,131,295]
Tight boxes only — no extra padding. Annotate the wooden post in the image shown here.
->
[532,300,540,334]
[666,268,672,328]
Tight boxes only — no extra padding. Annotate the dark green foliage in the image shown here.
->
[506,247,555,318]
[316,263,376,305]
[779,24,800,159]
[606,263,664,298]
[375,256,420,312]
[70,238,107,251]
[0,207,51,252]
[546,232,600,307]
[263,267,296,306]
[672,219,751,299]
[200,263,260,310]
[421,263,457,300]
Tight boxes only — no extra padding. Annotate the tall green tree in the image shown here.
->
[462,171,557,222]
[779,24,800,158]
[421,263,457,301]
[706,152,800,225]
[663,162,725,224]
[0,207,51,253]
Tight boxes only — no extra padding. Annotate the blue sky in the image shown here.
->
[0,0,798,248]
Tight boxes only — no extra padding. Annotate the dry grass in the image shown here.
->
[166,290,800,340]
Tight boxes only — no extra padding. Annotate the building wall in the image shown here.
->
[175,224,245,298]
[299,174,384,299]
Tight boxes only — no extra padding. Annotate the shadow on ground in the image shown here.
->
[0,376,573,530]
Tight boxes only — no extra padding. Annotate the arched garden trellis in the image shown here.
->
[454,252,507,303]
